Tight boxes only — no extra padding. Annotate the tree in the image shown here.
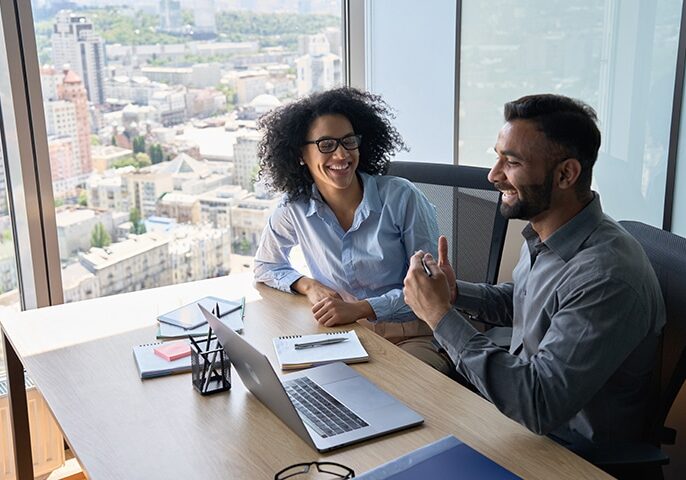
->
[132,135,146,154]
[217,84,236,111]
[149,144,164,164]
[135,152,151,167]
[112,155,138,169]
[130,208,147,235]
[238,236,252,255]
[91,135,101,146]
[90,222,111,248]
[78,190,88,207]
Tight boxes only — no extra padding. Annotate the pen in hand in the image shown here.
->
[294,337,349,350]
[421,257,433,278]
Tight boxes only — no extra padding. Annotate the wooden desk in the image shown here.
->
[1,273,610,479]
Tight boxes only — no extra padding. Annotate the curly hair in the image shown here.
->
[256,87,406,202]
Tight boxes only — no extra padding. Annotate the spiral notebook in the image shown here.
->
[132,341,193,379]
[272,330,369,370]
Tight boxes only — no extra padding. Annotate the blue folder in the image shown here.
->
[356,435,521,479]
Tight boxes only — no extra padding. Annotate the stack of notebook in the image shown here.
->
[132,296,245,379]
[155,296,244,340]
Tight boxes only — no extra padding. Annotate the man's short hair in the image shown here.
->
[504,94,601,192]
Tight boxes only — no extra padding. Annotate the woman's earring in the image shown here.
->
[299,159,305,166]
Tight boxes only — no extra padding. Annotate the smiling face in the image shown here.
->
[301,114,361,200]
[488,119,559,221]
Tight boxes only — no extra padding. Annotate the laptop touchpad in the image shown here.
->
[324,377,396,412]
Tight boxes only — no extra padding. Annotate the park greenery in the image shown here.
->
[34,8,340,64]
[111,153,151,170]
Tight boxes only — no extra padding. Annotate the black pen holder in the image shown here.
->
[190,334,231,395]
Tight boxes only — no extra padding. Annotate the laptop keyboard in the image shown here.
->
[283,376,369,438]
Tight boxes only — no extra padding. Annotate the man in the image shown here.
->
[403,94,665,450]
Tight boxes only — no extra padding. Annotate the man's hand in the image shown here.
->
[438,235,458,304]
[292,277,342,305]
[312,298,373,327]
[403,250,453,329]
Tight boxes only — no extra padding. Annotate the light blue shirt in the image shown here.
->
[254,172,438,322]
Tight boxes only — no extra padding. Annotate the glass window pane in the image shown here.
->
[365,0,456,163]
[31,1,343,302]
[0,130,21,378]
[459,0,682,226]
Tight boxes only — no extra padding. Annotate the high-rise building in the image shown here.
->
[52,10,106,105]
[295,34,341,96]
[194,0,217,37]
[47,135,78,197]
[233,131,261,191]
[159,0,183,34]
[42,67,94,196]
[59,70,93,178]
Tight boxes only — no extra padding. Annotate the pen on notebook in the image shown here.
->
[294,337,349,350]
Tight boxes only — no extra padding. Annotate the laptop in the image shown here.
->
[199,305,424,452]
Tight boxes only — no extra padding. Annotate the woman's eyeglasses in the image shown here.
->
[303,134,362,154]
[274,461,355,479]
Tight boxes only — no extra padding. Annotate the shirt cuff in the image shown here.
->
[433,308,480,361]
[366,296,391,321]
[281,271,305,294]
[454,280,484,313]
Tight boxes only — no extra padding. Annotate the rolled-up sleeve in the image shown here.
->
[253,205,304,293]
[435,276,651,435]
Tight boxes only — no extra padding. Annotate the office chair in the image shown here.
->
[578,221,686,479]
[387,161,508,285]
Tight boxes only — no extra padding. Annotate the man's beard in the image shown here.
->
[497,169,554,220]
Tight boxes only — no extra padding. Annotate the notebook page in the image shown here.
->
[272,331,368,370]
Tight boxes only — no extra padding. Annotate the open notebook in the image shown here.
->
[272,330,369,370]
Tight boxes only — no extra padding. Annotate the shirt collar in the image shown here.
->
[305,171,383,218]
[522,192,604,262]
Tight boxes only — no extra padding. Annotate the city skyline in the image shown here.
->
[0,3,343,304]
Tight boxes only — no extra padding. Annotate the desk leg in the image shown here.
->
[2,332,34,480]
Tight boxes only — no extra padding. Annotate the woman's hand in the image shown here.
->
[312,298,374,327]
[292,277,342,305]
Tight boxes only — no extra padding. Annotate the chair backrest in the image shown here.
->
[388,161,508,284]
[619,220,686,444]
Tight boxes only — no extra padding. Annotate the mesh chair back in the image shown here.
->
[388,162,507,284]
[619,221,686,444]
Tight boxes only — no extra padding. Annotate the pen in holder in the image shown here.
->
[190,325,231,395]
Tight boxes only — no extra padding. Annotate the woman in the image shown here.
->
[253,87,451,374]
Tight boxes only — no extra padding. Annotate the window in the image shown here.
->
[364,0,456,163]
[458,0,682,227]
[30,0,344,303]
[0,131,20,377]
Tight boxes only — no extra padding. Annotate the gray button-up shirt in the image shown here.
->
[434,194,665,445]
